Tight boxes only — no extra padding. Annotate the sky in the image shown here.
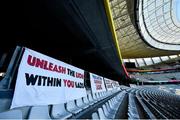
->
[176,0,180,22]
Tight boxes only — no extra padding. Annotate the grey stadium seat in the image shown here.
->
[28,105,51,119]
[51,103,72,119]
[66,100,82,114]
[0,109,22,119]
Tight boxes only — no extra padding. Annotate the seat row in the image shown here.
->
[0,89,123,119]
[135,87,180,119]
[128,93,140,119]
[91,91,127,119]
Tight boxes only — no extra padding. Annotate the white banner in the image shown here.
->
[90,73,106,93]
[112,81,120,89]
[104,78,114,91]
[11,48,86,109]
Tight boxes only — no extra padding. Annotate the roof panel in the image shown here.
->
[110,0,180,58]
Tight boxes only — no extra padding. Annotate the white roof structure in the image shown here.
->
[109,0,180,67]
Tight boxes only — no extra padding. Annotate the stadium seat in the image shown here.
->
[28,105,51,119]
[83,95,93,106]
[97,108,107,119]
[0,89,13,112]
[0,99,12,112]
[102,104,115,119]
[96,93,102,100]
[91,112,99,119]
[15,106,31,119]
[0,109,22,119]
[51,103,72,119]
[87,94,96,105]
[76,97,89,109]
[92,93,98,102]
[105,102,116,114]
[66,100,82,114]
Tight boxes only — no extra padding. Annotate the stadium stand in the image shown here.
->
[0,89,128,119]
[1,75,180,119]
[0,47,129,119]
[131,71,180,82]
[0,0,180,119]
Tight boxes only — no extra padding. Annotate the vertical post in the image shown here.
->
[0,46,24,89]
[159,57,163,62]
[135,59,139,67]
[0,53,7,68]
[142,58,147,66]
[151,57,155,64]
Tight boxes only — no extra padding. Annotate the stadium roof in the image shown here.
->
[110,0,180,58]
[1,0,180,80]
